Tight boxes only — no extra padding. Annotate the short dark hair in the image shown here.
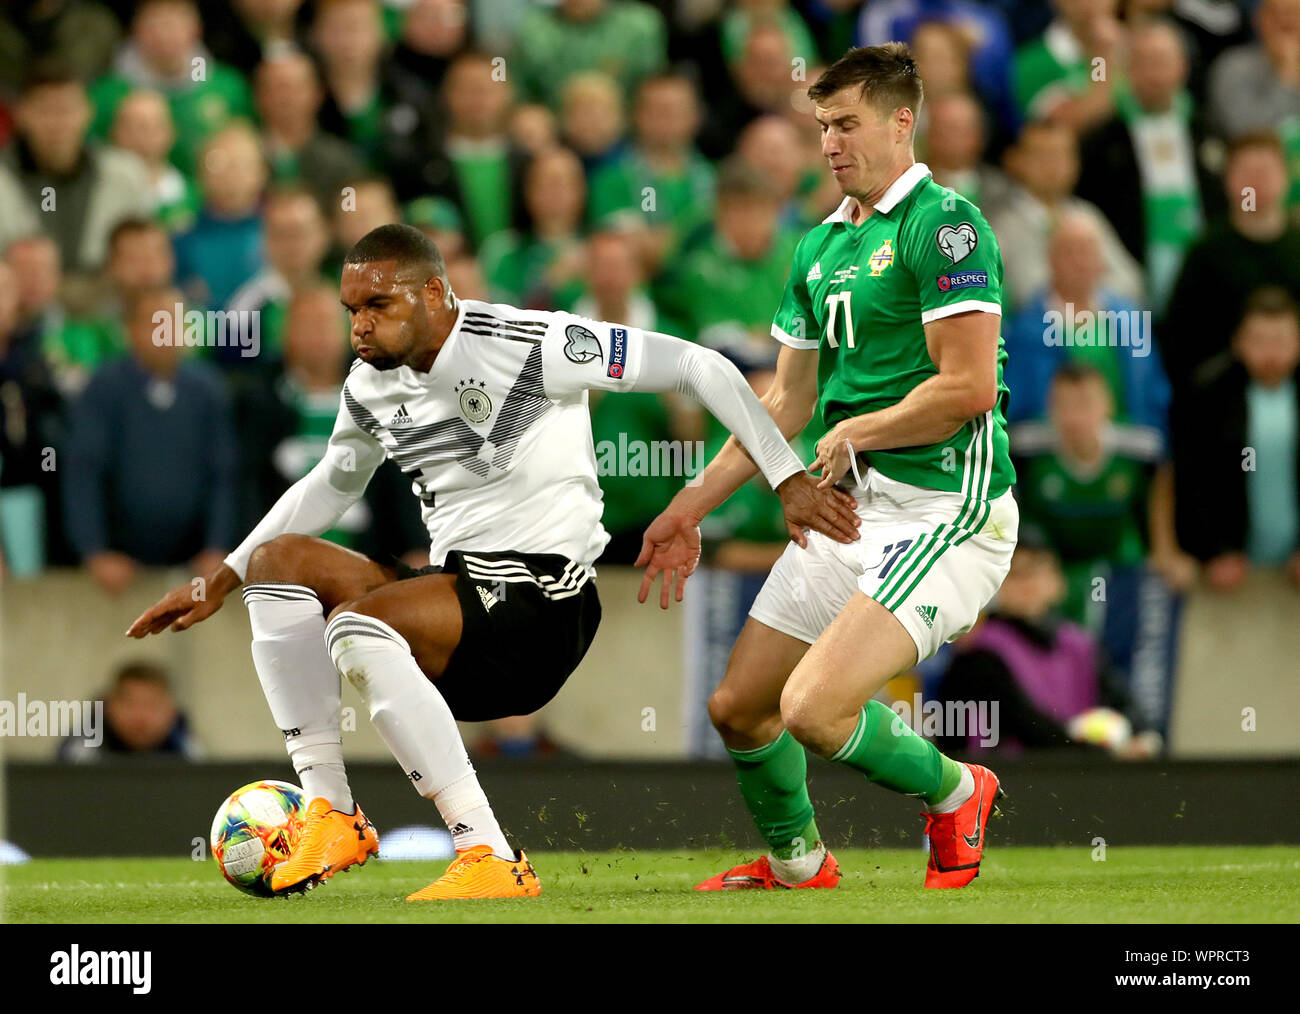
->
[1225,130,1286,164]
[344,223,446,283]
[112,660,172,691]
[1239,286,1299,324]
[21,57,84,95]
[807,43,923,119]
[108,217,167,253]
[1052,361,1108,388]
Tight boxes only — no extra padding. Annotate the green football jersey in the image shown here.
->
[771,163,1015,499]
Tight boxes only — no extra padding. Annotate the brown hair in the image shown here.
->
[807,43,924,119]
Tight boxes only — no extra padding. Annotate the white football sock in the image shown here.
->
[325,611,512,859]
[769,842,827,884]
[245,584,354,813]
[926,763,975,814]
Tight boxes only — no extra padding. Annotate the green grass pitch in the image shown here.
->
[5,846,1298,923]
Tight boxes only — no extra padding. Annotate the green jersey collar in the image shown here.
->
[821,162,934,224]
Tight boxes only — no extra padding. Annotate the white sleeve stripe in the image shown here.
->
[771,323,819,349]
[921,301,1003,325]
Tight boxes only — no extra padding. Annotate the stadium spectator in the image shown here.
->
[310,0,393,170]
[382,0,470,198]
[172,122,267,312]
[330,176,400,262]
[444,249,488,300]
[1159,132,1300,393]
[922,90,1019,220]
[480,146,588,308]
[988,119,1144,310]
[37,217,174,398]
[509,102,560,156]
[512,0,668,110]
[404,195,468,261]
[935,530,1157,756]
[587,72,715,270]
[1009,363,1179,735]
[1206,0,1300,141]
[1003,211,1170,431]
[426,51,527,249]
[1011,0,1127,133]
[62,285,236,593]
[699,20,801,159]
[58,660,202,762]
[1075,17,1220,314]
[0,0,122,96]
[0,62,152,277]
[721,0,819,69]
[201,0,309,75]
[579,227,698,563]
[654,159,798,359]
[1123,0,1251,101]
[254,50,367,218]
[109,88,198,232]
[1171,287,1300,592]
[232,283,428,562]
[560,71,627,172]
[0,260,64,575]
[226,186,332,366]
[5,235,64,347]
[736,115,827,231]
[858,0,1018,133]
[88,0,254,177]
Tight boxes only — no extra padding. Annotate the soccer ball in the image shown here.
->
[210,780,306,896]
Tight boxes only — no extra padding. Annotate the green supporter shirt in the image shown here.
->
[89,65,254,178]
[1011,422,1161,624]
[587,147,715,243]
[771,163,1015,498]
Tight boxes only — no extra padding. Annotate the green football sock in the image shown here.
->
[829,700,963,805]
[727,730,820,858]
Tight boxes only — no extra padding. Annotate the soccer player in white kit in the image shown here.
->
[128,224,859,900]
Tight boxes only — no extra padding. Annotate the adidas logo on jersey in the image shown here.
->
[389,403,414,425]
[915,604,937,628]
[806,261,822,282]
[477,585,499,612]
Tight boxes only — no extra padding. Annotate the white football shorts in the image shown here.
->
[749,467,1019,662]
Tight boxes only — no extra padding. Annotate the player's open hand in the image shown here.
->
[777,471,860,547]
[125,562,241,637]
[635,509,702,610]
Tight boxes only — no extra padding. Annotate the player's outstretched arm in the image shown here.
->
[127,399,385,637]
[623,338,858,608]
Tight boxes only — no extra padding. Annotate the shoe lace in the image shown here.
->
[439,849,489,885]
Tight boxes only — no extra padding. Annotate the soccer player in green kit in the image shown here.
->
[636,43,1020,889]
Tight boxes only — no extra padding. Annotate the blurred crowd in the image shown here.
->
[2,0,1298,760]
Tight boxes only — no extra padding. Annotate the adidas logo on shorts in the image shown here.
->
[915,604,937,628]
[477,584,499,612]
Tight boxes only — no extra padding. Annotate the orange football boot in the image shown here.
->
[405,845,542,900]
[695,849,841,890]
[922,762,1004,889]
[271,797,378,894]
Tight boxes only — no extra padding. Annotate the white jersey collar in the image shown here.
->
[821,162,934,224]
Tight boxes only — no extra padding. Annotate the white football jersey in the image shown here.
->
[329,298,649,569]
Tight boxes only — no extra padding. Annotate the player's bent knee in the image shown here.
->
[708,688,780,747]
[246,533,319,586]
[779,690,840,756]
